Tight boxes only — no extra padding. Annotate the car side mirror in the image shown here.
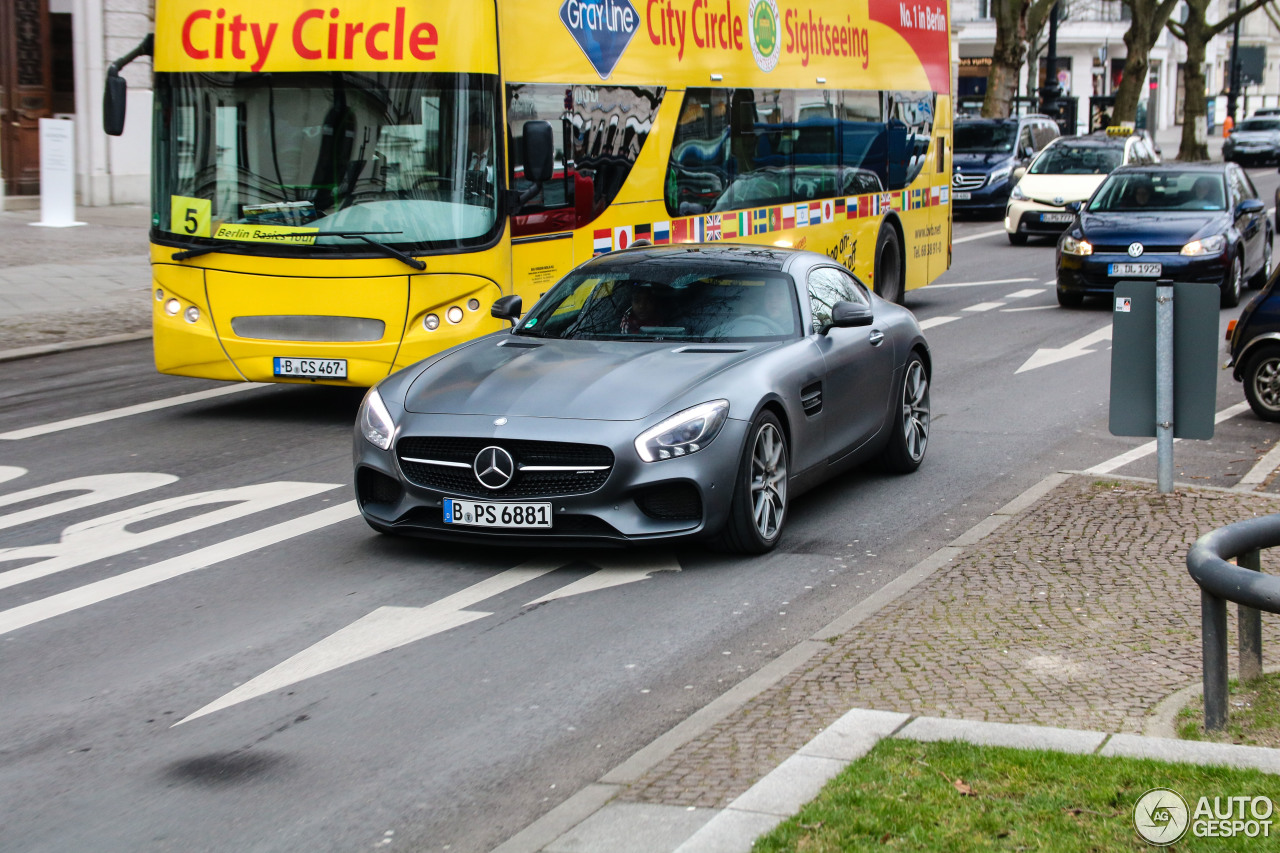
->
[1013,166,1026,180]
[1237,198,1265,216]
[820,300,873,334]
[1023,146,1035,159]
[491,294,523,327]
[1066,200,1081,213]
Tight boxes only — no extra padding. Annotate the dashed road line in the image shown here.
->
[1004,289,1045,299]
[964,302,1006,313]
[1085,402,1253,475]
[918,316,961,330]
[952,229,1007,244]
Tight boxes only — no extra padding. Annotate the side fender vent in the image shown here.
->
[801,382,823,415]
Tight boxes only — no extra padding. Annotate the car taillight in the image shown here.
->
[1227,319,1237,342]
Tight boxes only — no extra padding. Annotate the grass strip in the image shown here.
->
[754,738,1280,851]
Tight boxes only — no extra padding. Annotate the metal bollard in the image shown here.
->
[1239,548,1264,683]
[1202,589,1229,732]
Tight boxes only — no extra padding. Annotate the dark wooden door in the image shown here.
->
[0,0,53,196]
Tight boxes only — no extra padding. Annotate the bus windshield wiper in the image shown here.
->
[323,231,426,270]
[170,239,265,261]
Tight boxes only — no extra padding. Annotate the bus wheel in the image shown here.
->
[874,226,904,304]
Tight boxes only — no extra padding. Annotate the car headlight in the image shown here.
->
[1009,183,1028,201]
[359,388,396,451]
[1061,235,1093,256]
[988,166,1013,185]
[1181,234,1227,256]
[635,400,729,462]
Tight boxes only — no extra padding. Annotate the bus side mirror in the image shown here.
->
[522,121,554,184]
[492,294,523,327]
[103,69,128,136]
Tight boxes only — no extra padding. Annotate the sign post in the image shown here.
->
[31,118,85,229]
[1109,280,1219,492]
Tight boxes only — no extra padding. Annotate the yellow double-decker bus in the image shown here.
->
[105,0,953,386]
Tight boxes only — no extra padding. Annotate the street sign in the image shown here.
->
[1109,280,1219,439]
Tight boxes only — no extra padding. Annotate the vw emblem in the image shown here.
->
[1128,242,1144,257]
[1053,196,1064,205]
[474,446,515,490]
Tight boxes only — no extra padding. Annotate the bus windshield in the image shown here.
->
[153,71,502,253]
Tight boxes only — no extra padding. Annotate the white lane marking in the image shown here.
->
[0,467,26,485]
[1085,402,1253,475]
[178,553,680,724]
[0,384,266,441]
[918,316,962,330]
[1004,289,1045,299]
[1238,439,1280,488]
[953,229,1007,244]
[926,277,1037,289]
[0,501,359,638]
[1001,305,1058,312]
[1016,324,1113,374]
[964,302,1006,313]
[0,481,339,591]
[0,473,178,533]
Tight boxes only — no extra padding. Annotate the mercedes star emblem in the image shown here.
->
[474,446,515,490]
[1128,242,1144,257]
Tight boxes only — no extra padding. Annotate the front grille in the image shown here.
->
[357,466,402,506]
[952,172,986,191]
[1092,245,1185,255]
[634,483,703,521]
[396,437,614,499]
[231,315,385,342]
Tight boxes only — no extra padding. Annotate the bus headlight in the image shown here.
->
[184,306,200,324]
[447,306,464,324]
[165,298,181,316]
[423,313,440,331]
[635,400,729,462]
[359,388,395,451]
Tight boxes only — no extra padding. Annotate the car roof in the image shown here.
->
[1054,133,1129,148]
[584,243,796,273]
[1107,162,1227,174]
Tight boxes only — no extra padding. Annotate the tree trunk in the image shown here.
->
[1177,17,1211,161]
[982,25,1026,117]
[1112,23,1154,125]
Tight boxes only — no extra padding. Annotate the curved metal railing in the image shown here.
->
[1187,516,1280,730]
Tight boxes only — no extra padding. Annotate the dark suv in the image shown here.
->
[952,115,1060,217]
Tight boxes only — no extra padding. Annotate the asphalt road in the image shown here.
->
[3,169,1279,853]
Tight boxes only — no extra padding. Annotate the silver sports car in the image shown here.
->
[353,245,931,553]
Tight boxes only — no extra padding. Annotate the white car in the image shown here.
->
[1005,131,1160,245]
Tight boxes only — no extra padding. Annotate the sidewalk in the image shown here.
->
[503,472,1280,853]
[0,204,151,355]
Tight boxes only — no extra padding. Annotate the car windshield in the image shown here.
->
[515,263,800,343]
[152,71,502,254]
[1087,171,1227,212]
[953,122,1017,154]
[1029,143,1123,175]
[1237,119,1280,132]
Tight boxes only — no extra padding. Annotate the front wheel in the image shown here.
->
[873,226,904,304]
[1243,345,1280,421]
[1250,235,1273,289]
[877,353,931,473]
[714,411,788,554]
[1007,232,1028,246]
[1222,252,1244,308]
[1057,287,1084,307]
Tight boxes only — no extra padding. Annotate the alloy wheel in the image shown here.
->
[1252,355,1280,412]
[749,423,787,540]
[901,360,931,462]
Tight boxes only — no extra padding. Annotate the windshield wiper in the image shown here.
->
[170,239,265,261]
[324,231,426,270]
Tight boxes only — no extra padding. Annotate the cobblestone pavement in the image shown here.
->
[620,475,1280,809]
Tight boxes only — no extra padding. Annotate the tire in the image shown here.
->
[877,353,931,473]
[1249,233,1273,289]
[1243,346,1280,422]
[873,226,904,304]
[1222,252,1244,308]
[1057,287,1084,307]
[714,411,788,554]
[1007,232,1028,246]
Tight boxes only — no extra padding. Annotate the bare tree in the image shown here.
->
[1167,0,1275,160]
[982,0,1061,117]
[1107,0,1182,126]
